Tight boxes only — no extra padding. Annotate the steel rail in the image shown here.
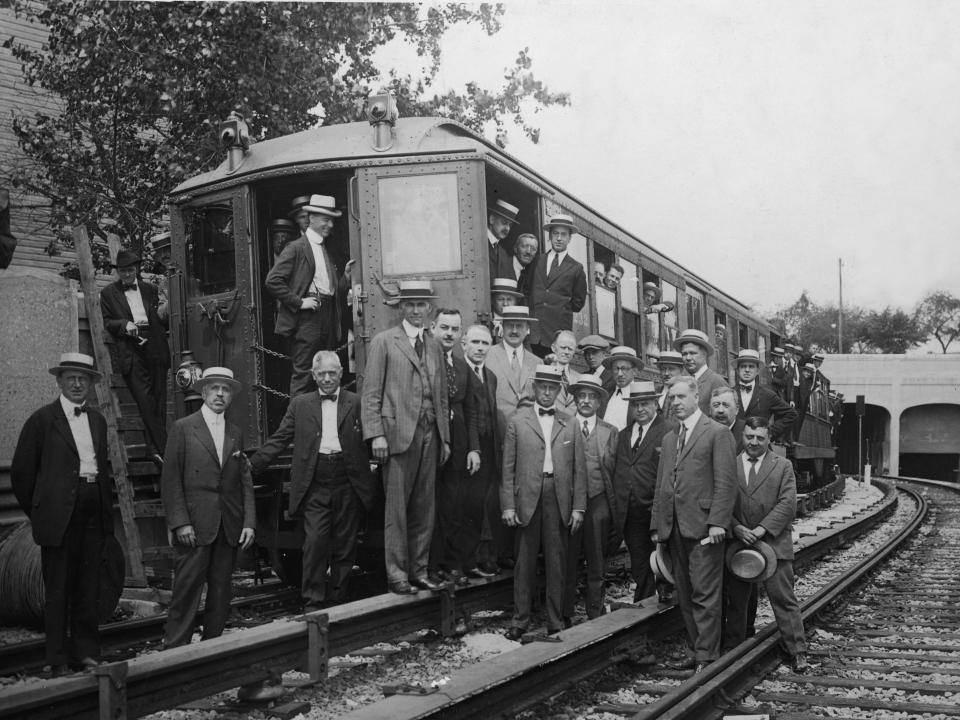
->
[633,477,929,720]
[339,478,898,720]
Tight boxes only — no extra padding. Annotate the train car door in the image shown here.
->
[169,187,255,438]
[351,160,485,380]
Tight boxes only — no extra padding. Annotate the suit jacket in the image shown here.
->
[695,366,729,415]
[577,417,618,501]
[249,390,376,515]
[489,241,516,285]
[554,366,581,414]
[736,384,798,441]
[651,413,737,541]
[485,343,539,436]
[465,364,500,468]
[265,236,346,338]
[528,253,587,346]
[731,451,797,560]
[500,407,586,526]
[161,410,255,546]
[445,354,472,466]
[360,324,450,453]
[100,278,170,373]
[611,414,669,533]
[11,399,114,546]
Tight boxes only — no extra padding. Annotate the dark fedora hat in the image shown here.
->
[112,249,141,269]
[725,539,777,582]
[674,329,714,357]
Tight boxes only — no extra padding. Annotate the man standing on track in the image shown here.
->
[651,376,737,673]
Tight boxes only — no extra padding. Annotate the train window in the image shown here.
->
[623,310,642,353]
[185,202,236,295]
[686,286,705,330]
[618,258,640,314]
[739,321,749,350]
[596,285,617,337]
[378,173,461,275]
[748,326,758,350]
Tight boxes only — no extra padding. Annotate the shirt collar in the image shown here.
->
[60,395,84,416]
[487,228,499,246]
[745,451,766,466]
[402,319,423,340]
[549,249,567,264]
[693,365,707,380]
[681,408,703,431]
[305,227,325,245]
[123,280,139,291]
[201,404,224,425]
[576,413,596,427]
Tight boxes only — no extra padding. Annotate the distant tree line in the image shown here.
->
[768,290,960,355]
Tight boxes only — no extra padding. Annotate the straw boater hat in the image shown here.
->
[771,347,785,357]
[287,195,311,217]
[649,544,675,585]
[578,334,611,351]
[813,352,825,362]
[734,349,762,367]
[567,375,610,402]
[602,345,643,369]
[195,366,242,393]
[673,329,714,356]
[725,539,777,583]
[489,199,519,223]
[500,305,538,323]
[532,364,563,385]
[490,277,525,299]
[802,362,816,373]
[784,343,801,353]
[627,380,659,402]
[111,249,140,269]
[49,352,102,381]
[300,194,342,218]
[394,280,438,302]
[656,350,684,367]
[543,213,579,234]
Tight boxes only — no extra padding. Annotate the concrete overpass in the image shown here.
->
[824,354,960,480]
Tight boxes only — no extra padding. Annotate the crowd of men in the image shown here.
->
[11,192,822,676]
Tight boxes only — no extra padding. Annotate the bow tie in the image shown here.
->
[74,405,88,416]
[123,283,137,291]
[320,394,338,402]
[740,385,753,393]
[538,407,555,417]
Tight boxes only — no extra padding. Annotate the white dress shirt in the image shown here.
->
[487,228,499,248]
[738,383,755,412]
[317,391,343,454]
[630,418,655,448]
[576,413,596,438]
[536,404,555,473]
[60,395,97,476]
[603,385,630,431]
[201,404,226,465]
[546,249,568,276]
[742,452,766,486]
[402,319,424,349]
[512,256,524,279]
[305,227,333,296]
[693,365,707,380]
[124,281,149,324]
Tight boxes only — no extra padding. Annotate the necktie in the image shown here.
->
[475,365,483,381]
[632,425,643,454]
[582,419,589,438]
[446,360,458,398]
[414,333,424,359]
[539,407,555,417]
[320,394,337,402]
[747,457,758,486]
[74,405,88,416]
[510,349,519,369]
[677,423,687,454]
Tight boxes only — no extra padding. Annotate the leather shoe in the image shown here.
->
[665,657,696,670]
[428,570,446,584]
[466,566,497,579]
[498,558,516,570]
[410,576,443,591]
[479,561,501,574]
[389,580,416,595]
[694,662,708,674]
[791,653,809,673]
[74,657,99,671]
[504,627,525,642]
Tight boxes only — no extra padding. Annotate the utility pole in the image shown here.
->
[837,257,844,353]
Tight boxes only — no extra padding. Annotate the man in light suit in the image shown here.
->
[100,249,170,459]
[161,367,255,648]
[724,418,808,672]
[612,381,669,603]
[528,214,587,357]
[250,351,376,609]
[501,365,585,639]
[265,194,350,396]
[675,329,729,416]
[733,349,797,443]
[11,353,114,674]
[563,376,618,621]
[361,281,450,595]
[651,376,737,673]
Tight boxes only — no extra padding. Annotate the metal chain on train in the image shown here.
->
[248,336,357,401]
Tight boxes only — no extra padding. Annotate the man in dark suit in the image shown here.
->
[100,249,170,459]
[651,376,737,673]
[675,329,729,416]
[733,349,798,443]
[709,387,746,454]
[487,198,519,282]
[11,353,114,674]
[501,365,585,639]
[655,350,685,421]
[459,324,500,577]
[578,335,615,394]
[361,281,451,594]
[265,194,350,396]
[250,351,375,609]
[511,233,539,300]
[161,367,255,647]
[612,381,669,603]
[563,376,618,621]
[724,418,808,671]
[428,308,476,585]
[528,214,587,357]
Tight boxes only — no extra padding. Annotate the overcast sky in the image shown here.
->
[379,0,960,316]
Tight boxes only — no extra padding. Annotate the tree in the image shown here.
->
[855,307,927,354]
[767,291,865,354]
[914,290,960,353]
[3,1,569,260]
